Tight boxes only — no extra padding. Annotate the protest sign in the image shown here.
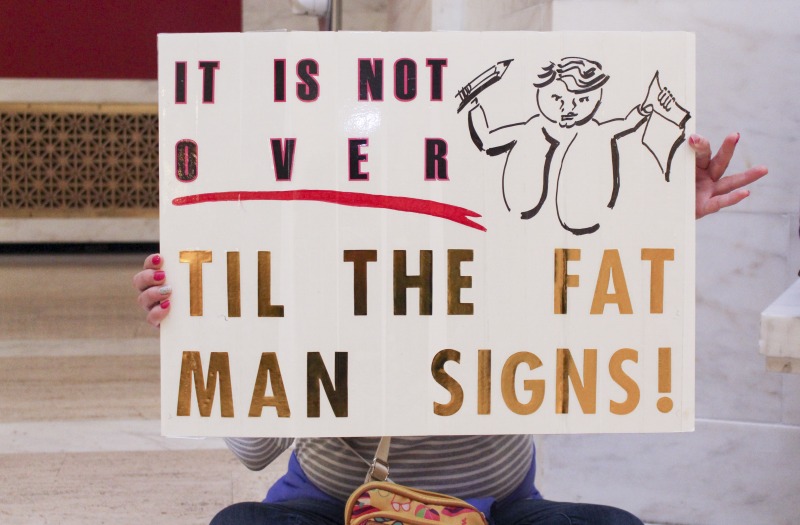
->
[158,31,695,437]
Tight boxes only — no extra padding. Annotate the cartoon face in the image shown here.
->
[536,80,602,128]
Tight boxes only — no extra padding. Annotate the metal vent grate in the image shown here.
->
[0,104,158,218]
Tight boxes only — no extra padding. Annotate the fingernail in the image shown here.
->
[160,300,171,309]
[154,270,165,282]
[152,254,162,266]
[688,135,697,146]
[159,285,172,295]
[735,132,740,144]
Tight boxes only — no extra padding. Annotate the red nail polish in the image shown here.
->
[160,300,170,309]
[152,254,162,266]
[154,270,165,282]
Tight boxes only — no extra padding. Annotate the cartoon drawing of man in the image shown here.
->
[459,57,690,235]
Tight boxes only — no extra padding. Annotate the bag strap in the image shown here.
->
[364,436,392,483]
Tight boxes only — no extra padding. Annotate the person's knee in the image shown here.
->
[599,506,644,525]
[492,498,643,525]
[556,502,643,525]
[209,500,343,525]
[209,502,264,525]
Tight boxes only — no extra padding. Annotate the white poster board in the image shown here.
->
[158,32,695,438]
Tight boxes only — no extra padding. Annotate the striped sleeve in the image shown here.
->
[223,437,294,471]
[295,435,535,501]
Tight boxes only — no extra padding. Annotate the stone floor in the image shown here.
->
[0,251,287,524]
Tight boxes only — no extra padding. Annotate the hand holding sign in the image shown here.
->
[691,132,769,218]
[133,253,171,327]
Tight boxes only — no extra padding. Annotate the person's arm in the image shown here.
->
[691,133,768,219]
[224,437,295,471]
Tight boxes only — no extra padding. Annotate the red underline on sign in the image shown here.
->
[172,190,487,232]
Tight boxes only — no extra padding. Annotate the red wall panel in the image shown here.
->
[0,0,241,79]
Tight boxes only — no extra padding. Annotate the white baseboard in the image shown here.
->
[0,218,158,243]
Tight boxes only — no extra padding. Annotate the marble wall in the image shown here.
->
[387,0,551,31]
[533,2,800,524]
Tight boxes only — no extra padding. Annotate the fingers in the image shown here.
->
[708,132,740,181]
[693,133,768,219]
[133,266,166,294]
[137,276,170,328]
[146,300,171,328]
[133,253,171,328]
[688,134,711,170]
[697,165,768,218]
[144,253,164,270]
[713,165,769,196]
[136,282,172,311]
[699,189,750,218]
[691,132,747,181]
[133,253,164,290]
[144,253,163,270]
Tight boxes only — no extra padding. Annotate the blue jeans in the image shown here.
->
[209,497,644,525]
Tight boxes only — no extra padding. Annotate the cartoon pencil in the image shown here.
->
[455,59,513,113]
